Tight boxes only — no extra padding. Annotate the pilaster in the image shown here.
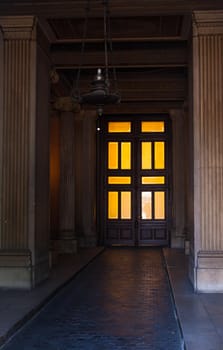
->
[192,11,223,292]
[0,16,50,288]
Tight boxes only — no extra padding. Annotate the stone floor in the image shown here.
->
[0,248,223,349]
[164,248,223,350]
[0,247,104,347]
[0,248,183,350]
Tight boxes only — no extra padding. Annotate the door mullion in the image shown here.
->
[152,141,155,171]
[134,136,140,245]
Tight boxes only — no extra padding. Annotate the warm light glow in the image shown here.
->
[141,142,152,169]
[142,176,165,185]
[155,142,165,169]
[141,192,152,219]
[107,119,167,225]
[108,192,118,219]
[141,121,165,132]
[108,142,118,169]
[155,192,165,219]
[108,176,131,184]
[108,122,131,133]
[121,192,131,219]
[121,142,131,169]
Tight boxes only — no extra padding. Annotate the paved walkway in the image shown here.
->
[0,247,104,347]
[1,248,183,350]
[164,248,223,350]
[1,248,223,349]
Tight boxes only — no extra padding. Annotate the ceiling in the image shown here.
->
[48,7,189,114]
[0,0,222,114]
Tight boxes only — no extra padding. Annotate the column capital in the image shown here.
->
[73,109,97,122]
[193,10,223,35]
[53,96,80,113]
[0,16,36,40]
[83,110,97,122]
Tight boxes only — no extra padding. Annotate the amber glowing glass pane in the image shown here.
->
[108,122,131,133]
[142,176,165,185]
[155,192,165,219]
[141,121,165,132]
[108,176,131,184]
[141,142,152,169]
[121,192,131,219]
[155,142,165,169]
[121,142,131,169]
[108,142,118,169]
[108,192,118,219]
[141,192,152,219]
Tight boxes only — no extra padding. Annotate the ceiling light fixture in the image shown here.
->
[72,0,120,116]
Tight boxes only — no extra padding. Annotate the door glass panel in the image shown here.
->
[154,192,165,219]
[121,192,131,219]
[141,192,152,219]
[108,142,118,169]
[121,142,131,169]
[141,142,152,169]
[108,122,131,133]
[141,121,165,133]
[154,142,165,169]
[142,176,165,184]
[108,192,118,219]
[108,176,131,184]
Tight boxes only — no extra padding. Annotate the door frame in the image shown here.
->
[97,114,173,246]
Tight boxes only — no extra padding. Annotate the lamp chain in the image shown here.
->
[106,1,119,93]
[72,0,90,99]
[103,0,109,88]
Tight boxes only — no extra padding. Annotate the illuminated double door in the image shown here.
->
[100,117,171,246]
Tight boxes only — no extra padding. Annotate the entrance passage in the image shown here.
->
[2,249,182,350]
[99,117,171,246]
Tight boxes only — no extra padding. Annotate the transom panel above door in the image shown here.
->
[99,116,171,246]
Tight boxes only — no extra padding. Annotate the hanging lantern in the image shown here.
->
[72,0,121,115]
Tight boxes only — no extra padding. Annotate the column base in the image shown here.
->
[51,238,78,254]
[0,250,49,289]
[78,235,97,248]
[170,233,185,248]
[192,251,223,292]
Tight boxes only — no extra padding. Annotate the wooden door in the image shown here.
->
[98,116,171,246]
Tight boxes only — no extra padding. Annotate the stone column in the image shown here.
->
[74,110,98,247]
[57,111,77,253]
[191,11,223,292]
[0,16,50,288]
[49,111,60,239]
[170,109,186,248]
[51,98,80,254]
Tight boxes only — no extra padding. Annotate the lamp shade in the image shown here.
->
[80,68,120,106]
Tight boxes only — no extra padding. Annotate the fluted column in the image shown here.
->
[50,99,80,255]
[50,111,60,237]
[0,16,50,288]
[74,110,97,247]
[192,11,223,291]
[58,111,77,253]
[170,109,186,248]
